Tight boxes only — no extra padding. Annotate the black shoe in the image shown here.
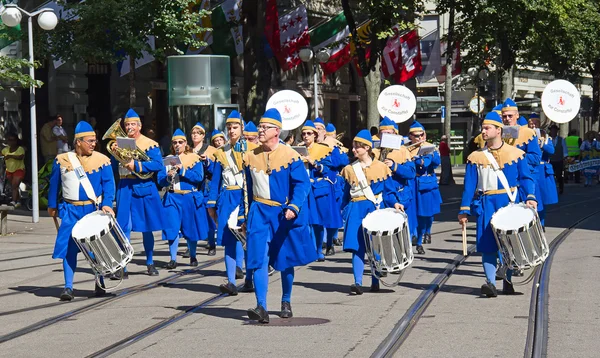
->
[181,248,190,258]
[370,283,380,292]
[333,239,342,246]
[411,236,417,246]
[513,269,524,277]
[147,264,159,276]
[325,246,335,256]
[207,247,216,256]
[235,266,245,280]
[322,243,327,250]
[280,301,293,318]
[416,245,425,254]
[424,233,432,244]
[166,260,177,269]
[60,288,74,301]
[481,281,498,298]
[268,266,275,276]
[190,258,198,267]
[503,281,516,295]
[95,282,106,297]
[240,280,255,293]
[109,269,129,281]
[247,305,269,323]
[350,283,363,295]
[219,282,238,296]
[317,257,325,262]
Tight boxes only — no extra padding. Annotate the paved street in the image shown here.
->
[0,181,597,358]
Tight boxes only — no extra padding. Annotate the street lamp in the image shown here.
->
[1,4,58,223]
[467,67,489,130]
[299,47,330,119]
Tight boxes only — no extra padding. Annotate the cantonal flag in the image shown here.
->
[309,12,351,75]
[210,0,244,57]
[277,5,310,71]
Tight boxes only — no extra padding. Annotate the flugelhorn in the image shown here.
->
[102,119,153,180]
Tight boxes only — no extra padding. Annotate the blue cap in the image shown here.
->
[123,108,141,124]
[502,98,518,112]
[393,122,399,134]
[517,116,529,126]
[529,113,540,119]
[379,116,396,132]
[492,104,503,114]
[409,120,425,133]
[314,117,326,128]
[192,122,206,133]
[244,121,258,136]
[74,121,95,139]
[226,110,243,125]
[482,111,504,128]
[210,129,225,142]
[354,129,373,147]
[326,123,336,135]
[172,129,186,141]
[260,108,282,128]
[302,120,318,133]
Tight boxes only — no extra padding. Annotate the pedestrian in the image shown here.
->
[548,124,567,194]
[1,133,26,207]
[565,129,582,184]
[439,135,454,185]
[52,115,69,154]
[40,116,58,163]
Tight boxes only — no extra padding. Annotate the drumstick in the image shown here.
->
[461,223,468,256]
[52,217,60,232]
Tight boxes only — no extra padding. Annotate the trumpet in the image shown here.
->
[103,119,153,180]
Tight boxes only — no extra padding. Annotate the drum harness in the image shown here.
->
[482,149,538,285]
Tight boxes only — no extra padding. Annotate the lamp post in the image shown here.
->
[299,47,330,119]
[1,5,58,223]
[467,67,489,131]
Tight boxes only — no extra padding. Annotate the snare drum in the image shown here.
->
[71,211,134,279]
[362,208,412,286]
[490,203,549,270]
[227,205,247,250]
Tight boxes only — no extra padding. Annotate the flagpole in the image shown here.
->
[313,61,319,118]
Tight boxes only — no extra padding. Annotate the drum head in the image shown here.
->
[72,211,112,240]
[228,205,241,228]
[490,204,534,231]
[362,208,406,233]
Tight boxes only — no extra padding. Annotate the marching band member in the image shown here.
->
[376,117,416,238]
[208,111,258,295]
[528,116,558,228]
[301,120,341,259]
[211,129,226,148]
[113,109,165,277]
[323,123,349,246]
[158,129,206,268]
[313,117,327,143]
[458,111,537,297]
[405,121,442,254]
[191,122,218,256]
[48,121,115,301]
[243,108,317,323]
[473,104,502,150]
[243,121,259,145]
[340,129,406,295]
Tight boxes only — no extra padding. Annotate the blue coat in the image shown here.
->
[244,144,317,271]
[306,143,343,228]
[407,143,442,217]
[158,152,207,242]
[537,140,558,206]
[459,144,537,253]
[48,151,115,259]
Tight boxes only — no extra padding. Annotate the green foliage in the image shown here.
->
[0,24,41,89]
[44,0,211,65]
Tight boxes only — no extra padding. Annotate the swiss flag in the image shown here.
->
[397,30,422,83]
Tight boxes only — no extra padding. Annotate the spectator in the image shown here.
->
[439,135,454,185]
[40,116,58,163]
[52,115,69,154]
[548,124,567,194]
[1,134,26,207]
[284,133,295,146]
[565,129,582,184]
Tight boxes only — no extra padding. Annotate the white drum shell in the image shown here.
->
[490,203,549,270]
[72,211,134,277]
[362,208,413,274]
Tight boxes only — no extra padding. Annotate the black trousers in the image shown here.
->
[551,161,564,193]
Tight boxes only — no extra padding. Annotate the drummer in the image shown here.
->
[48,121,115,301]
[458,111,537,297]
[340,129,406,295]
[157,129,207,268]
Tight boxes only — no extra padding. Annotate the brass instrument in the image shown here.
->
[102,119,153,180]
[335,132,345,140]
[379,148,392,160]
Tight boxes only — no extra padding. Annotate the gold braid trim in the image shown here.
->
[466,144,526,169]
[56,151,111,174]
[340,159,392,187]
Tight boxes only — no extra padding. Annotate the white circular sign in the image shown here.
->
[266,90,308,130]
[468,96,485,114]
[377,85,417,123]
[541,80,580,124]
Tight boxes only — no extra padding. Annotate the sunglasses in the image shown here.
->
[172,140,186,145]
[82,139,98,145]
[258,125,277,131]
[411,133,424,138]
[301,132,315,136]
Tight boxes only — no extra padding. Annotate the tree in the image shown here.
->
[342,0,423,129]
[0,24,41,89]
[45,0,209,107]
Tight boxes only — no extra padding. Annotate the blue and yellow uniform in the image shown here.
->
[536,134,558,227]
[208,111,258,290]
[158,129,206,267]
[114,109,165,275]
[322,124,349,246]
[49,121,115,299]
[341,130,405,294]
[459,112,537,295]
[244,108,317,323]
[405,121,442,251]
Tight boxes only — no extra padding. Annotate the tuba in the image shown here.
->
[102,119,153,180]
